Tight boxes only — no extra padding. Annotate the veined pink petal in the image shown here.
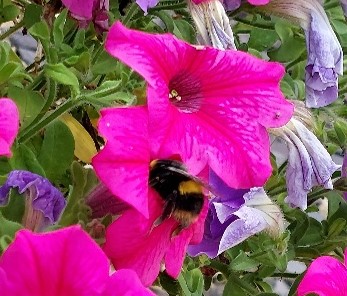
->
[61,0,94,19]
[105,22,293,188]
[92,106,150,217]
[298,256,347,296]
[0,226,109,296]
[165,198,208,277]
[106,269,155,296]
[0,98,19,157]
[150,94,272,188]
[104,190,206,286]
[248,0,270,4]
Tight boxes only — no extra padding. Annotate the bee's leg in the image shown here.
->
[171,224,188,239]
[150,200,175,232]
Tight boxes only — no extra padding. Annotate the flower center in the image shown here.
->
[168,71,202,113]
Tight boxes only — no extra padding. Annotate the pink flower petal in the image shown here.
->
[61,0,94,19]
[104,190,205,286]
[0,226,110,295]
[105,22,294,188]
[106,269,155,296]
[92,106,150,217]
[150,95,272,188]
[298,256,347,296]
[247,0,270,5]
[0,98,19,157]
[165,198,208,277]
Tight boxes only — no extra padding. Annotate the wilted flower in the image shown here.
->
[105,22,293,189]
[61,0,109,33]
[0,170,66,231]
[270,104,340,209]
[297,248,347,295]
[188,171,283,258]
[258,0,343,108]
[188,0,236,49]
[0,98,19,157]
[92,106,208,285]
[0,226,154,296]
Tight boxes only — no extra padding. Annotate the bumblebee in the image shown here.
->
[149,159,205,233]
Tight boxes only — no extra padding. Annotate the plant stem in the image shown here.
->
[0,20,24,40]
[208,260,230,277]
[272,272,300,279]
[18,99,82,143]
[234,17,274,30]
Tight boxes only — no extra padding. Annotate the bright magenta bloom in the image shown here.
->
[105,22,293,189]
[93,107,208,285]
[104,190,208,286]
[0,98,19,157]
[0,225,154,295]
[298,249,347,295]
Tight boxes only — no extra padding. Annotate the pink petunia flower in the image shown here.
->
[0,98,19,157]
[0,225,154,296]
[92,106,208,285]
[105,22,294,190]
[61,0,109,33]
[297,248,347,295]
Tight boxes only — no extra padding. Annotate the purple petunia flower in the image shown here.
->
[0,170,66,231]
[259,0,343,108]
[136,0,159,14]
[188,171,283,258]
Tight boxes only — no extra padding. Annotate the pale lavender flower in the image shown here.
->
[258,0,343,108]
[271,117,340,210]
[0,170,66,231]
[188,171,283,258]
[136,0,159,14]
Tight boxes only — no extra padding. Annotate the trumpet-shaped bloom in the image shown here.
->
[136,0,159,13]
[270,118,340,210]
[188,171,283,258]
[61,0,109,33]
[259,0,343,108]
[93,107,208,285]
[297,248,347,295]
[0,98,19,157]
[0,170,66,231]
[105,22,293,189]
[0,225,154,295]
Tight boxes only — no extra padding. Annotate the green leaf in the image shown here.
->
[60,162,98,226]
[328,218,347,238]
[229,251,259,272]
[9,144,46,176]
[1,190,25,224]
[178,268,204,296]
[8,86,45,129]
[23,3,42,29]
[45,63,80,94]
[53,9,68,47]
[29,21,50,41]
[38,120,75,182]
[173,19,196,44]
[0,212,22,252]
[0,4,20,22]
[92,50,120,75]
[0,62,21,84]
